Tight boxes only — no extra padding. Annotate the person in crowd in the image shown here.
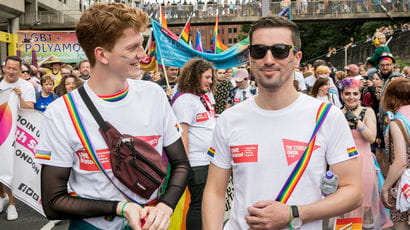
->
[21,62,41,93]
[335,70,348,91]
[171,58,215,230]
[294,67,307,92]
[35,3,190,230]
[345,64,362,80]
[340,78,392,229]
[224,68,234,86]
[309,77,332,102]
[141,70,155,81]
[34,75,58,112]
[56,74,83,96]
[375,53,405,176]
[368,32,391,69]
[38,55,64,88]
[381,78,410,230]
[157,66,179,100]
[213,69,233,116]
[151,70,163,83]
[226,68,257,109]
[314,65,342,108]
[203,15,362,230]
[0,56,37,221]
[78,60,91,81]
[393,64,401,73]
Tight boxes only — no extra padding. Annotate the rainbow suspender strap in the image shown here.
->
[275,102,332,203]
[63,92,143,206]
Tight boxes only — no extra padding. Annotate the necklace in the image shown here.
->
[345,105,359,112]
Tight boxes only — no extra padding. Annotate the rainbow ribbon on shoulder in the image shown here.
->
[63,93,143,206]
[275,103,332,203]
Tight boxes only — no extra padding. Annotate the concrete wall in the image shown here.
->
[323,30,410,70]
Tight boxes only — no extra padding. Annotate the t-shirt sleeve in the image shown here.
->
[172,96,196,126]
[160,90,181,147]
[22,82,36,103]
[209,115,232,169]
[324,106,358,165]
[35,107,74,167]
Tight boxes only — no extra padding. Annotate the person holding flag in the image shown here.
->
[202,15,363,230]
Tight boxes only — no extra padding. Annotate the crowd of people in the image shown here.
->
[0,2,410,230]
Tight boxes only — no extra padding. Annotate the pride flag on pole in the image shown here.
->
[194,30,204,52]
[211,16,228,54]
[140,32,158,72]
[179,17,191,44]
[160,6,168,29]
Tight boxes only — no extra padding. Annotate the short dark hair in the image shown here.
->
[249,16,301,49]
[178,58,214,94]
[5,56,22,68]
[78,60,89,68]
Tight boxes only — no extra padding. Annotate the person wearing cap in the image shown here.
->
[226,68,257,109]
[344,64,362,80]
[38,55,64,88]
[368,32,391,69]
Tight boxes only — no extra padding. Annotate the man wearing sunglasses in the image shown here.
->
[203,15,362,230]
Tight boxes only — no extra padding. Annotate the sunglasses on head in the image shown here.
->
[249,44,298,60]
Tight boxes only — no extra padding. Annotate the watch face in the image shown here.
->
[291,218,303,228]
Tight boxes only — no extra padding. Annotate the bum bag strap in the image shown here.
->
[63,91,143,206]
[78,86,110,132]
[275,102,332,203]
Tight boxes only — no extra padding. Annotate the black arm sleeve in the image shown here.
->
[159,138,191,210]
[41,165,119,220]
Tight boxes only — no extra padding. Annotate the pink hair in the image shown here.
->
[340,77,361,90]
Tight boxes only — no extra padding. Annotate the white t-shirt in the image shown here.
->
[210,94,357,230]
[36,80,180,229]
[294,71,307,91]
[0,78,36,103]
[172,93,216,167]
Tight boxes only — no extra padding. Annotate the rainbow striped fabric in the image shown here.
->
[275,103,332,203]
[207,147,215,157]
[160,6,168,29]
[212,16,228,54]
[347,146,358,157]
[140,34,158,72]
[35,150,51,160]
[180,18,191,44]
[335,217,362,229]
[63,92,142,205]
[97,83,129,102]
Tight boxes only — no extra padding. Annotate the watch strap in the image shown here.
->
[291,205,299,218]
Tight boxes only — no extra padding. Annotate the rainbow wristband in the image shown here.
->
[121,202,129,218]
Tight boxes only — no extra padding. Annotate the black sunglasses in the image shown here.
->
[22,70,29,74]
[249,44,298,60]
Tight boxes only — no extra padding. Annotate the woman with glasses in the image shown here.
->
[340,77,392,229]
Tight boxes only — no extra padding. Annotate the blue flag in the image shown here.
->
[151,19,249,69]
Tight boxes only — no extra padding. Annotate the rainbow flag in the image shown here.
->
[194,30,204,52]
[140,33,158,72]
[160,6,168,29]
[179,17,191,44]
[212,16,228,54]
[334,217,362,230]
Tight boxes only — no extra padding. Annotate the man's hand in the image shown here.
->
[166,88,173,99]
[12,87,22,96]
[141,202,173,230]
[245,200,290,230]
[117,202,146,230]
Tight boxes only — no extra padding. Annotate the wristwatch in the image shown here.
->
[290,205,303,229]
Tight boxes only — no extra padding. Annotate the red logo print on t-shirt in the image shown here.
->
[230,145,258,163]
[196,112,209,122]
[282,139,320,165]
